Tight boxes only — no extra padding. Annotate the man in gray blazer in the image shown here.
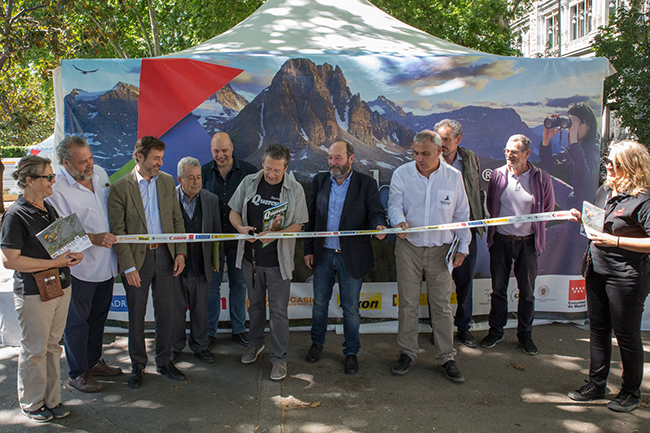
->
[108,136,187,388]
[171,157,221,364]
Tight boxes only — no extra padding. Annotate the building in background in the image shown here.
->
[511,0,623,58]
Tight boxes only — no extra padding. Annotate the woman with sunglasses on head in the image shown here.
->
[1,155,83,422]
[567,140,650,412]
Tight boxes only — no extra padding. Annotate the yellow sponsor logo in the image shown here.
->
[337,292,382,310]
[138,236,150,241]
[289,296,313,306]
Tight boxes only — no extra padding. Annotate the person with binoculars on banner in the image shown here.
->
[540,102,600,211]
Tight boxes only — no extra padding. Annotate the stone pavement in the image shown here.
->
[0,324,649,433]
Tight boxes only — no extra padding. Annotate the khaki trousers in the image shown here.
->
[395,238,456,365]
[14,287,71,411]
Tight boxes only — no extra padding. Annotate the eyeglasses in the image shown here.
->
[503,148,522,156]
[263,165,285,176]
[32,174,56,182]
[601,157,621,169]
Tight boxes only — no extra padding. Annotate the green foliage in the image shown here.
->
[369,0,530,56]
[594,0,650,144]
[0,145,27,158]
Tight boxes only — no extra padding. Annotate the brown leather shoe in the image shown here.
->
[68,373,103,393]
[87,359,122,376]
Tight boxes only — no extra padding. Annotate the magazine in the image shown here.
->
[36,213,93,258]
[261,202,288,247]
[445,235,460,274]
[581,201,605,237]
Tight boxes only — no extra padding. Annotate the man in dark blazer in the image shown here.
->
[107,136,187,388]
[171,157,221,364]
[304,139,387,375]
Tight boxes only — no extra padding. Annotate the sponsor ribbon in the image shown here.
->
[115,211,572,243]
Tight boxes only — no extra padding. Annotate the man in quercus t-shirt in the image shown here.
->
[228,143,308,382]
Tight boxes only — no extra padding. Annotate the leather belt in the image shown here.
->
[325,248,342,253]
[496,233,534,241]
[146,243,161,250]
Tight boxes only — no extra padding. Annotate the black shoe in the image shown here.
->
[607,390,640,412]
[518,336,538,355]
[195,349,215,363]
[440,360,465,383]
[344,355,359,375]
[127,365,144,389]
[568,381,607,401]
[207,335,217,350]
[306,343,324,363]
[480,334,503,348]
[429,332,435,346]
[156,361,186,381]
[170,350,181,362]
[392,354,414,376]
[232,332,249,346]
[456,330,477,348]
[22,406,53,423]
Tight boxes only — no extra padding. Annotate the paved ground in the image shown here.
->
[0,324,649,433]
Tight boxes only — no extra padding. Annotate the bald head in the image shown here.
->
[211,132,234,170]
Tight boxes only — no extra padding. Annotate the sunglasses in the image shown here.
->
[32,174,56,182]
[601,157,621,169]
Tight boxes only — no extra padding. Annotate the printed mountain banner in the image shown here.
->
[261,202,288,247]
[36,213,93,258]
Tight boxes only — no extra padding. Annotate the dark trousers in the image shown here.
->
[586,271,650,396]
[64,276,114,379]
[453,231,477,331]
[123,248,180,368]
[488,233,538,339]
[173,272,210,354]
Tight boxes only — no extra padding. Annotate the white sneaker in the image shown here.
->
[270,361,287,381]
[241,344,264,364]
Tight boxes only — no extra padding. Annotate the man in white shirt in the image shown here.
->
[47,136,121,393]
[387,130,471,383]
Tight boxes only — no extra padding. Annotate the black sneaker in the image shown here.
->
[439,360,465,383]
[607,390,640,412]
[392,354,414,376]
[456,330,477,348]
[568,381,607,401]
[306,343,323,363]
[518,336,538,355]
[480,334,503,348]
[22,406,53,423]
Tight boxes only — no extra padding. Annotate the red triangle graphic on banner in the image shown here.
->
[138,58,243,138]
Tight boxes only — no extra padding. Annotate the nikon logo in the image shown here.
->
[138,236,150,241]
[337,293,381,310]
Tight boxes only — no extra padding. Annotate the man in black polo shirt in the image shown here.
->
[171,157,221,363]
[201,132,258,347]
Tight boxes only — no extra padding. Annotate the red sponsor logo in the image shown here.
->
[170,236,186,241]
[189,235,194,240]
[568,279,586,301]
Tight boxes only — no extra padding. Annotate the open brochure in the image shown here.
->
[261,202,288,247]
[36,213,93,258]
[581,201,604,237]
[445,235,460,274]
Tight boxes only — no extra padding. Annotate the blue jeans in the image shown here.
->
[208,247,248,336]
[453,231,477,331]
[311,249,363,356]
[64,276,114,379]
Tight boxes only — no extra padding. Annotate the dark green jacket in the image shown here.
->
[457,146,485,236]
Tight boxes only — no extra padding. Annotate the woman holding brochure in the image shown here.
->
[567,140,650,412]
[0,156,83,422]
